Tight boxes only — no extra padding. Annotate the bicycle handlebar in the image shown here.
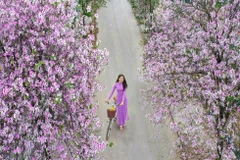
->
[105,101,120,106]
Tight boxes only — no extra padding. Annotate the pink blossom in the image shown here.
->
[141,1,240,159]
[0,0,107,159]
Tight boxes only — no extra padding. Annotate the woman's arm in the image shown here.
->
[108,83,116,100]
[121,88,127,104]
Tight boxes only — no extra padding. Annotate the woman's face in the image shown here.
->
[118,76,124,83]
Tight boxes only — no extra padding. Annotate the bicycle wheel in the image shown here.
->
[106,128,111,140]
[106,119,112,140]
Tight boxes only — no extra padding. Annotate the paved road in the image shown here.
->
[95,0,176,160]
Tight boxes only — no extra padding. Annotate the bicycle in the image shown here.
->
[106,101,118,140]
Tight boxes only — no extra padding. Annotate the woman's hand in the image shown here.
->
[105,99,109,103]
[120,101,124,106]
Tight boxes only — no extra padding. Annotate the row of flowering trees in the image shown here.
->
[129,0,159,18]
[76,0,107,14]
[129,0,159,41]
[0,0,108,159]
[77,0,108,47]
[141,0,240,159]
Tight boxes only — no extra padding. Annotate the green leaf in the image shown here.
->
[74,132,80,138]
[210,36,215,41]
[186,49,191,54]
[10,60,14,64]
[215,1,222,8]
[66,82,75,89]
[72,98,77,102]
[54,95,62,104]
[109,142,114,147]
[233,149,240,159]
[50,55,56,60]
[215,1,227,8]
[236,101,240,106]
[231,61,238,70]
[23,95,28,100]
[35,61,45,70]
[54,1,60,6]
[229,44,235,50]
[85,12,92,17]
[236,96,240,101]
[236,96,240,106]
[43,148,47,154]
[83,35,88,39]
[58,125,65,134]
[226,96,235,103]
[193,75,199,79]
[194,48,200,55]
[32,49,38,55]
[89,104,93,109]
[76,5,81,12]
[24,81,30,87]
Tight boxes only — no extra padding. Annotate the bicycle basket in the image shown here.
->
[107,109,116,119]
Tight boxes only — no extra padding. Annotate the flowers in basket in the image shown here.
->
[110,106,115,111]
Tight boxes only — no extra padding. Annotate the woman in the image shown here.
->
[105,74,129,130]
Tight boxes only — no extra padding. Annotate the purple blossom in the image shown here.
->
[0,0,107,159]
[141,0,240,159]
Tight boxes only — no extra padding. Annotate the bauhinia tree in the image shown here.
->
[129,0,160,39]
[0,0,108,159]
[141,0,240,159]
[76,0,107,14]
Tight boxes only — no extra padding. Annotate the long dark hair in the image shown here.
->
[116,74,128,91]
